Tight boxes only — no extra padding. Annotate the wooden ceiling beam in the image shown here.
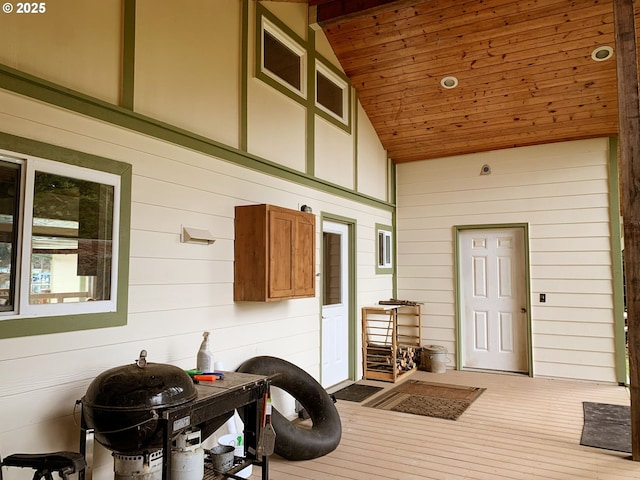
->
[311,0,403,25]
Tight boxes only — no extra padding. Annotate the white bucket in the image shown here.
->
[422,345,448,373]
[218,434,252,478]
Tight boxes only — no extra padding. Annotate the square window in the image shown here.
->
[0,145,130,339]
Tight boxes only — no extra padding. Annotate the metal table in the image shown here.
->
[161,371,270,480]
[79,371,270,480]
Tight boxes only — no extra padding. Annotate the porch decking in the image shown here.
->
[256,370,640,479]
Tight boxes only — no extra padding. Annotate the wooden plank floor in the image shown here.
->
[251,370,640,479]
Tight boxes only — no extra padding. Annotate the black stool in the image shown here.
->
[0,452,86,480]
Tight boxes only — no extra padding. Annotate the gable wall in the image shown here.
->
[0,1,392,475]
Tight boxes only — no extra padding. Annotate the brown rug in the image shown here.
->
[363,380,485,420]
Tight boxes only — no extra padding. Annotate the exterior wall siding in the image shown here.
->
[396,138,621,383]
[0,0,392,476]
[0,88,392,478]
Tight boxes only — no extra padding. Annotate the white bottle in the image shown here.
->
[197,331,214,372]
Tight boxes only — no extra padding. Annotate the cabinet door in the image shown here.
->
[268,209,296,298]
[294,214,315,296]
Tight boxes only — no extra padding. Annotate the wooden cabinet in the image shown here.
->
[234,204,315,301]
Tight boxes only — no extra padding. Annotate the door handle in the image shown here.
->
[521,307,527,314]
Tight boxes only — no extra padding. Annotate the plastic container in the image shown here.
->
[197,331,214,372]
[421,345,448,373]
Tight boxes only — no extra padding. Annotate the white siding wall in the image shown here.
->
[396,138,618,382]
[0,88,392,478]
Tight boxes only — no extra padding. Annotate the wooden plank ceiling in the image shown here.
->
[298,0,639,163]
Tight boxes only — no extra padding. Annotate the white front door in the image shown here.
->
[459,227,529,373]
[321,221,350,388]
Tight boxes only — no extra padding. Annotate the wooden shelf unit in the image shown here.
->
[361,304,421,383]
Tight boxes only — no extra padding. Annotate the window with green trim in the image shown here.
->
[316,61,348,125]
[259,15,307,98]
[0,145,130,338]
[376,224,393,274]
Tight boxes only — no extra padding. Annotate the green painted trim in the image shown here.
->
[454,223,533,376]
[375,222,393,275]
[391,209,398,298]
[353,89,359,192]
[321,212,358,382]
[121,0,136,110]
[609,137,627,384]
[389,159,396,208]
[241,0,249,152]
[0,132,131,339]
[0,64,393,212]
[306,26,316,175]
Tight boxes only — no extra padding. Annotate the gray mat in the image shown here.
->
[333,383,383,402]
[580,401,631,453]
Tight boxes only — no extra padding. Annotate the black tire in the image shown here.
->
[236,356,342,461]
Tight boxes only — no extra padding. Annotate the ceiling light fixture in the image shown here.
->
[440,76,459,89]
[591,46,613,62]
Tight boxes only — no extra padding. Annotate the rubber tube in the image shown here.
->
[236,356,342,461]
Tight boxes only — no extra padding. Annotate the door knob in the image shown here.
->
[521,307,527,314]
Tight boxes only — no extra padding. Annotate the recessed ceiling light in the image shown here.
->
[591,46,613,62]
[440,76,459,89]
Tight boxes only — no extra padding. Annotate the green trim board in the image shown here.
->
[306,25,316,175]
[353,89,359,192]
[241,0,249,152]
[0,64,393,213]
[454,223,533,376]
[0,132,131,339]
[121,0,136,110]
[608,136,627,385]
[320,212,358,383]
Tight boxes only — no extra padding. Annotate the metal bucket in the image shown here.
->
[421,345,448,373]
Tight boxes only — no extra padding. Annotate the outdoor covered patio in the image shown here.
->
[263,370,637,479]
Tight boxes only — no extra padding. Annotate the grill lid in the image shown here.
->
[83,350,197,411]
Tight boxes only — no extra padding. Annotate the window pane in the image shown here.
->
[317,71,343,118]
[378,231,385,266]
[264,30,301,90]
[323,232,341,306]
[30,172,114,304]
[385,233,392,265]
[0,161,20,311]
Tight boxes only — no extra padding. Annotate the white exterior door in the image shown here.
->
[321,221,350,388]
[459,227,528,373]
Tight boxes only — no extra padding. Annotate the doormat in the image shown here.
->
[363,380,485,420]
[580,402,631,453]
[332,383,383,402]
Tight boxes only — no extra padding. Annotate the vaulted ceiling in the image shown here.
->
[289,0,639,163]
